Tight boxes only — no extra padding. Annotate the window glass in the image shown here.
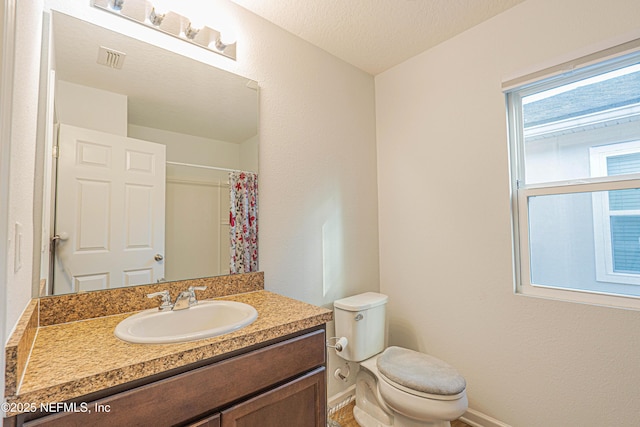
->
[522,63,640,185]
[507,48,640,306]
[528,191,640,297]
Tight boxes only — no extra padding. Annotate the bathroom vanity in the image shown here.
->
[3,274,332,427]
[9,328,326,427]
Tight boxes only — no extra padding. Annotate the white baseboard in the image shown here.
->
[460,408,512,427]
[328,385,356,408]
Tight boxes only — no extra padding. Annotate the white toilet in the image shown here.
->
[333,292,468,427]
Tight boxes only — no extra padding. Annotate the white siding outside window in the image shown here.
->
[590,141,640,285]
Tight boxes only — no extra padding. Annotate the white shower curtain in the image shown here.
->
[229,171,258,273]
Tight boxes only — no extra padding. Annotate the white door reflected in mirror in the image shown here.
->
[54,124,166,294]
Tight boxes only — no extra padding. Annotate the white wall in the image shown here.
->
[4,0,378,403]
[1,0,43,409]
[4,0,42,341]
[375,0,640,425]
[56,80,128,135]
[128,124,243,171]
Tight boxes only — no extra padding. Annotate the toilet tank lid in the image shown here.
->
[334,292,388,311]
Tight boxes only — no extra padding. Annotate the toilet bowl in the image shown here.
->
[333,293,468,427]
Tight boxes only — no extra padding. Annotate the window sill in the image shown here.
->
[516,283,640,311]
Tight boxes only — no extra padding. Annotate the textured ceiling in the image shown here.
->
[231,0,525,75]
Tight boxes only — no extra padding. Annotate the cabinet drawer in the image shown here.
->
[24,329,325,427]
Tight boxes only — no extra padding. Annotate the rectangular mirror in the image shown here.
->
[35,11,259,296]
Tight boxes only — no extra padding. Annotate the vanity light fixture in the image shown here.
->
[92,0,237,60]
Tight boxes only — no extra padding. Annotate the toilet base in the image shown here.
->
[353,404,451,427]
[353,404,391,427]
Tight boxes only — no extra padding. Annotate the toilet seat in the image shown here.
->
[378,371,466,401]
[376,368,469,424]
[376,346,466,400]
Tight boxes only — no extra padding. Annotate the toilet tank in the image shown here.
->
[333,292,388,362]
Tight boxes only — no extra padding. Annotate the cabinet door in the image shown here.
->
[221,368,326,427]
[186,413,220,427]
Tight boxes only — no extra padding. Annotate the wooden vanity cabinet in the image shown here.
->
[9,327,327,427]
[186,414,220,427]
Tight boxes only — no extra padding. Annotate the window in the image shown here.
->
[506,45,640,309]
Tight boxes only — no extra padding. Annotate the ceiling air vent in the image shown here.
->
[97,46,126,69]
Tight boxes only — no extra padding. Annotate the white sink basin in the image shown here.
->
[114,300,258,344]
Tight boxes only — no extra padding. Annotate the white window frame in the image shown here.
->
[506,42,640,310]
[590,141,640,286]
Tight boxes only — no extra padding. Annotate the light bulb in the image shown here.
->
[209,21,236,51]
[219,27,237,47]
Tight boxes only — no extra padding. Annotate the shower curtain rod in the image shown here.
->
[166,161,244,173]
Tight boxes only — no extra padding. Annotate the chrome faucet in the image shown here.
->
[147,290,173,311]
[147,286,207,311]
[171,286,207,311]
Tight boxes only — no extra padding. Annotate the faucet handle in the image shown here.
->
[187,286,207,305]
[147,290,173,311]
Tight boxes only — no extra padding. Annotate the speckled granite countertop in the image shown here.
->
[4,290,332,416]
